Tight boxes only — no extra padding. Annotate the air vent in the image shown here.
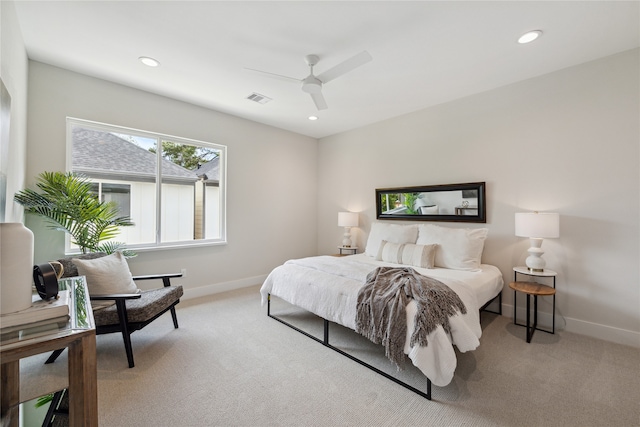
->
[246,93,272,104]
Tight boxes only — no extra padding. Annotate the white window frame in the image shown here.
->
[66,117,227,253]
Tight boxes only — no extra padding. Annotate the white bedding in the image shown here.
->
[260,253,503,387]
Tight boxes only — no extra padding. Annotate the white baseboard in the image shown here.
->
[501,303,640,348]
[182,275,267,301]
[562,317,640,348]
[181,283,639,348]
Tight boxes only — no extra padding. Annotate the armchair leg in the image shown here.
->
[163,278,180,329]
[44,349,65,365]
[121,330,135,368]
[170,306,179,329]
[115,299,135,368]
[42,389,66,427]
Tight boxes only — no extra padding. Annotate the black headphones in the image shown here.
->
[33,263,60,300]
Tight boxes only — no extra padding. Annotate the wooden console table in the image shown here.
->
[1,277,97,426]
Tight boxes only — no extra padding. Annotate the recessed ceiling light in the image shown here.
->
[518,30,543,44]
[308,116,318,121]
[139,56,160,67]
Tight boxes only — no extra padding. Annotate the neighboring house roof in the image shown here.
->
[193,157,220,183]
[72,127,197,182]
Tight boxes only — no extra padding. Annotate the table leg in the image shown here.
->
[526,294,531,343]
[552,293,556,334]
[1,360,19,427]
[68,332,98,426]
[533,295,538,333]
[525,295,540,343]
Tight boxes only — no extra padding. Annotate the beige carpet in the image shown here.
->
[21,285,640,426]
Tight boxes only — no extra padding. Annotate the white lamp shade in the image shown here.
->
[515,212,560,238]
[338,212,359,227]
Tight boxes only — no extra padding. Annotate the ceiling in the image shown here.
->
[12,1,640,139]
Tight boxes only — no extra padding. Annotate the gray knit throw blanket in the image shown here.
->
[355,266,467,369]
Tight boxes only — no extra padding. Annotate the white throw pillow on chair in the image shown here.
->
[419,205,439,214]
[73,251,140,296]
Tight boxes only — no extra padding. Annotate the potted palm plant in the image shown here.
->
[14,171,134,255]
[15,171,135,414]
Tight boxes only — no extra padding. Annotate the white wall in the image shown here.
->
[8,1,638,347]
[26,61,318,296]
[0,0,29,222]
[318,49,640,347]
[0,3,47,424]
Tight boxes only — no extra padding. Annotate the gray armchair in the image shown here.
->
[46,253,183,368]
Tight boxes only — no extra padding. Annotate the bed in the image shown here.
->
[260,223,503,399]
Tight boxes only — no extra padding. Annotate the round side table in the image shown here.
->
[511,267,557,343]
[337,246,358,256]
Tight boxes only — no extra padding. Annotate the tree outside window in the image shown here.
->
[68,118,226,251]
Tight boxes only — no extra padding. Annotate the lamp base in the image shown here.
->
[341,227,352,248]
[525,237,547,272]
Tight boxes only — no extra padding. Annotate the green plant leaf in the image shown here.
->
[15,171,136,255]
[35,393,54,408]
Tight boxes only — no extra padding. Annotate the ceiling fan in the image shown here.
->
[245,51,373,110]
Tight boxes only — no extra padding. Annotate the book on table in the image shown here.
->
[0,290,70,331]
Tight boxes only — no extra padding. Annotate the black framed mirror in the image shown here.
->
[375,182,486,223]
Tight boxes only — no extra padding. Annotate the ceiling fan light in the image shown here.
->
[302,76,322,94]
[518,30,542,44]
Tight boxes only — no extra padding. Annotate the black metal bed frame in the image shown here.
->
[267,291,502,401]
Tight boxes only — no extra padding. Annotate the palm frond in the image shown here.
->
[35,393,54,409]
[15,171,136,255]
[95,241,136,257]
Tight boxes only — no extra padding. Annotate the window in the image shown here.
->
[89,183,131,217]
[67,117,226,251]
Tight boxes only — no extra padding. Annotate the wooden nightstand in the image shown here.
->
[510,267,557,343]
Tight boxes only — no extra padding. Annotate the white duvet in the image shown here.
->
[260,254,503,387]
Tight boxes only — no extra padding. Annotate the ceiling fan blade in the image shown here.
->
[243,67,301,84]
[310,92,328,110]
[317,51,372,84]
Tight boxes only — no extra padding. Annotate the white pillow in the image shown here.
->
[73,251,139,295]
[416,224,488,271]
[364,222,418,257]
[376,240,437,269]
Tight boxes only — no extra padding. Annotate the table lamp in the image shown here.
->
[338,212,359,248]
[515,212,560,272]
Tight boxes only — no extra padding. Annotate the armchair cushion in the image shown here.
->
[92,285,184,325]
[72,251,140,296]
